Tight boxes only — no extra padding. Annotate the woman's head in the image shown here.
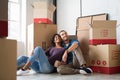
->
[52,34,62,47]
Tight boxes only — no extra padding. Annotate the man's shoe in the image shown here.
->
[79,67,93,75]
[86,67,93,73]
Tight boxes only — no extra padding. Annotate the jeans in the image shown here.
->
[17,46,54,73]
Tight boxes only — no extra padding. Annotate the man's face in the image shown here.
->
[59,31,68,41]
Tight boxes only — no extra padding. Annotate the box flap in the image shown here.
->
[77,13,107,30]
[48,3,56,13]
[92,20,117,28]
[92,13,107,20]
[32,2,48,9]
[77,16,92,30]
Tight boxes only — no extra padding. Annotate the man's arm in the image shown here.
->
[62,42,79,62]
[67,43,78,53]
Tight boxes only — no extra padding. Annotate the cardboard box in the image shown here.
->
[0,39,17,80]
[27,23,57,56]
[76,14,107,65]
[33,1,56,24]
[89,20,117,45]
[77,13,107,30]
[89,44,120,74]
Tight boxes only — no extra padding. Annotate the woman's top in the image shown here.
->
[45,47,65,65]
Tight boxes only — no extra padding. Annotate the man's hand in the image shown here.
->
[62,50,68,62]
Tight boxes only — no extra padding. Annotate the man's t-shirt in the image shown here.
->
[62,39,80,64]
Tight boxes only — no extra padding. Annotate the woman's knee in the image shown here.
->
[34,46,42,52]
[17,56,28,60]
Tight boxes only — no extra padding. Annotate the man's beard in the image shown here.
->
[63,38,69,43]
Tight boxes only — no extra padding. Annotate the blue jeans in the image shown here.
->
[17,46,54,73]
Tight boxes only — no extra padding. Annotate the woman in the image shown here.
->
[17,34,65,75]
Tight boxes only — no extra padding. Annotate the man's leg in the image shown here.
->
[73,47,86,67]
[73,47,93,74]
[57,48,87,75]
[72,51,80,68]
[57,63,80,75]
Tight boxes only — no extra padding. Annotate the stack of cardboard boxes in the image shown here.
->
[27,1,57,56]
[32,0,56,24]
[76,13,120,74]
[76,14,107,66]
[0,0,17,80]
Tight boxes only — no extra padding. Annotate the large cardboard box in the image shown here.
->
[0,0,8,37]
[76,14,107,65]
[89,20,117,45]
[89,44,120,74]
[0,39,17,80]
[27,23,57,56]
[33,1,56,24]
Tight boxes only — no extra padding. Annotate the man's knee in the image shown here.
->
[57,65,66,74]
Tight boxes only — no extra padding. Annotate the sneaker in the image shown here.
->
[86,67,93,73]
[17,69,30,76]
[79,67,92,75]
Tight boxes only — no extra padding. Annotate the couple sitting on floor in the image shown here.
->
[17,30,93,76]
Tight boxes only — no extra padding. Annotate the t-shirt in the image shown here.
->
[62,39,80,64]
[45,47,65,65]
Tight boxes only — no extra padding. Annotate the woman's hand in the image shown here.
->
[54,60,66,67]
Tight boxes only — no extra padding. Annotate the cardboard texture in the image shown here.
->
[89,44,120,74]
[33,1,56,24]
[27,23,57,56]
[76,14,107,65]
[89,20,117,45]
[0,39,17,80]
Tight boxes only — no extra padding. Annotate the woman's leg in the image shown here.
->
[27,46,54,73]
[17,56,28,70]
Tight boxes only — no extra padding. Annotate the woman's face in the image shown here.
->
[54,35,62,43]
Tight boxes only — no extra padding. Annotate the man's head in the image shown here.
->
[59,30,69,42]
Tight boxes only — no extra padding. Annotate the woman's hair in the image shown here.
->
[51,34,62,47]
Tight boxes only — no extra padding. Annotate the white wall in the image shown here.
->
[57,0,120,44]
[57,0,80,35]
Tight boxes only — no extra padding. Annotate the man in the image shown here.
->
[57,30,93,75]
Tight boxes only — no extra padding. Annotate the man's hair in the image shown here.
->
[59,30,67,34]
